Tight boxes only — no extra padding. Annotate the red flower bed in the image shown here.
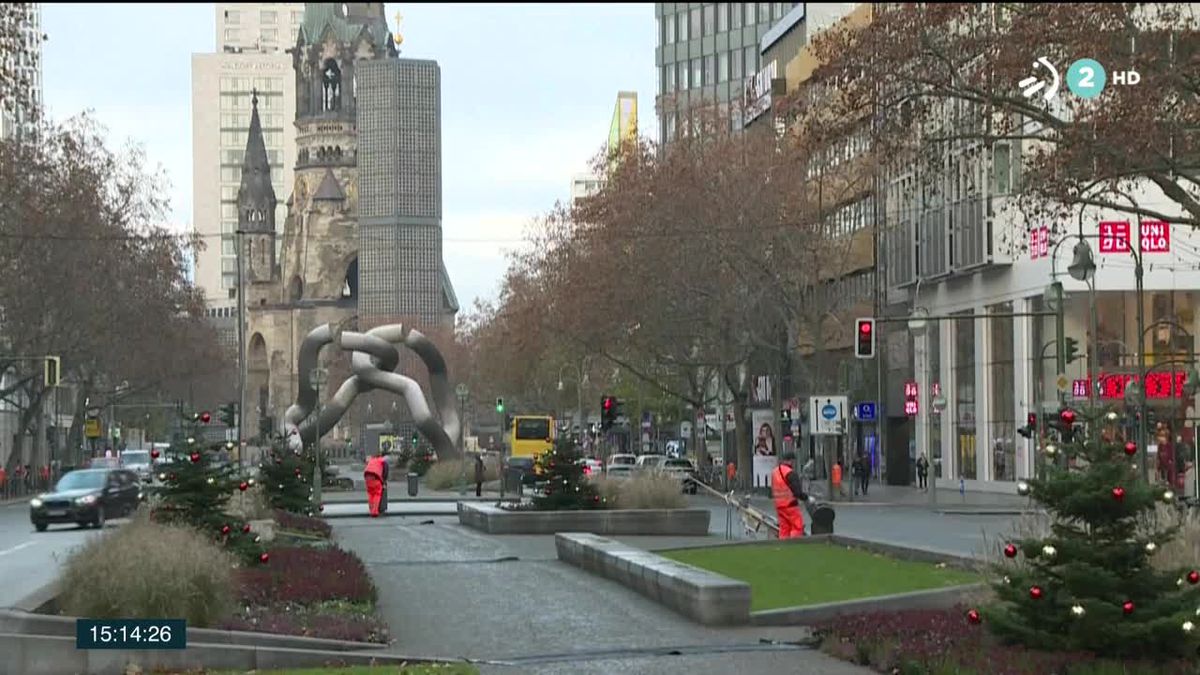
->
[815,606,1196,675]
[219,602,388,644]
[234,545,376,606]
[273,509,333,538]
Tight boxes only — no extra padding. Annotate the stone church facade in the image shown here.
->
[241,3,456,439]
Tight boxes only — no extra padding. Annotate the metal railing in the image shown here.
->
[0,466,64,501]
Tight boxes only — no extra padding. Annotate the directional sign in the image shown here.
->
[809,395,848,436]
[855,402,878,422]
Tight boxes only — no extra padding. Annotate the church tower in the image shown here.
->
[237,91,277,284]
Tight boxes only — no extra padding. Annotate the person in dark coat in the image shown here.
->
[474,453,485,497]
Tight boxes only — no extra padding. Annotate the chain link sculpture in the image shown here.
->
[280,323,462,461]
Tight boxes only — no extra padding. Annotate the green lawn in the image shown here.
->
[202,664,478,675]
[661,543,980,611]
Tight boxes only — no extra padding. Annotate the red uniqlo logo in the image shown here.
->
[1099,221,1131,253]
[1139,221,1170,253]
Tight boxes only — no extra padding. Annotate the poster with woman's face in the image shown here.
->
[750,410,776,456]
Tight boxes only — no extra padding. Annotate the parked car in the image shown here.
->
[605,465,635,481]
[661,458,698,494]
[578,458,603,478]
[606,454,637,471]
[635,454,666,472]
[29,468,141,532]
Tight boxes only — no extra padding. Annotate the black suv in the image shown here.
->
[29,468,141,532]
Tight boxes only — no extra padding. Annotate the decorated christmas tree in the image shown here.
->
[531,437,600,511]
[259,437,325,515]
[984,406,1200,659]
[152,411,265,564]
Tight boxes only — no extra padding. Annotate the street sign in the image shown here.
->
[1056,373,1069,392]
[809,395,848,436]
[112,427,121,439]
[855,402,878,421]
[455,383,469,399]
[84,418,101,438]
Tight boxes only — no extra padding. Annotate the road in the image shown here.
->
[0,500,113,609]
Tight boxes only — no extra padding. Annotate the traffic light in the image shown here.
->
[218,402,238,427]
[854,318,876,359]
[1017,412,1038,439]
[44,356,60,387]
[495,397,504,414]
[781,408,792,422]
[1064,337,1080,363]
[601,395,616,431]
[411,431,420,447]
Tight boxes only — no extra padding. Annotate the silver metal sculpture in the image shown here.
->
[280,323,462,461]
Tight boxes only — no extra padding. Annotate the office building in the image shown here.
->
[0,2,43,141]
[192,4,302,330]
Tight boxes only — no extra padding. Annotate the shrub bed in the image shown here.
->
[236,546,376,606]
[423,458,499,490]
[815,606,1195,675]
[57,513,236,627]
[219,599,388,644]
[591,472,687,510]
[274,508,333,538]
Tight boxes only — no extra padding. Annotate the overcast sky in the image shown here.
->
[39,3,657,310]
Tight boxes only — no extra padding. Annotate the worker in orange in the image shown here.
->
[726,461,737,489]
[831,459,844,500]
[772,451,812,539]
[364,445,391,518]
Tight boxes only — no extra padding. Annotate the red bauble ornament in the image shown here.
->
[1112,486,1126,501]
[189,452,200,463]
[1060,409,1076,426]
[242,523,251,533]
[220,525,230,535]
[259,553,269,564]
[1029,586,1044,600]
[966,608,982,625]
[318,504,324,512]
[1003,544,1018,558]
[1124,442,1137,456]
[1188,570,1199,585]
[1122,601,1135,615]
[200,411,212,424]
[239,481,248,491]
[294,468,301,477]
[168,472,176,481]
[150,449,160,460]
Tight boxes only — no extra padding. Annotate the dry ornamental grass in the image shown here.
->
[423,457,500,490]
[590,472,687,510]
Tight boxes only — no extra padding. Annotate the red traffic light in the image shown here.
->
[854,318,876,359]
[1027,412,1037,428]
[603,397,614,410]
[859,321,873,334]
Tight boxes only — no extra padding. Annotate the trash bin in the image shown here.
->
[407,472,419,497]
[807,501,835,535]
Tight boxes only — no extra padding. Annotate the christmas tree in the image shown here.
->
[152,411,264,564]
[259,437,325,515]
[984,406,1200,659]
[531,437,600,511]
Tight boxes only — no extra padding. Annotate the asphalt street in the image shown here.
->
[0,499,116,609]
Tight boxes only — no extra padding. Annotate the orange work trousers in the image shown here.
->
[776,503,805,539]
[365,474,384,517]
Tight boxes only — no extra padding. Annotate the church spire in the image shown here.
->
[238,89,276,234]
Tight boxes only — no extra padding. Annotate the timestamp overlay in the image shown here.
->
[76,619,187,650]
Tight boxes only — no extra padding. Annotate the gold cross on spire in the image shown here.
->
[393,11,404,46]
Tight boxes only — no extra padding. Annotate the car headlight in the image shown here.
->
[75,495,98,506]
[29,498,42,508]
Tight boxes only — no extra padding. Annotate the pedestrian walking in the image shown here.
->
[916,453,929,491]
[832,459,844,499]
[474,453,485,497]
[857,454,870,496]
[363,446,390,517]
[771,451,813,539]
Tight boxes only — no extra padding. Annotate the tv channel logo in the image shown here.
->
[1066,59,1107,99]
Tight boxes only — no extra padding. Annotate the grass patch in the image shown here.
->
[661,543,979,611]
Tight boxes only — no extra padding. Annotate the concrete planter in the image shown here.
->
[458,501,711,536]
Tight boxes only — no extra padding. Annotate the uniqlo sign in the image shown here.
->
[1139,220,1170,253]
[1028,227,1050,260]
[1098,221,1131,253]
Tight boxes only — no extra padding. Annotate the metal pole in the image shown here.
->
[236,229,247,469]
[457,394,466,496]
[1054,282,1066,407]
[1088,280,1098,410]
[1136,260,1149,483]
[312,379,322,511]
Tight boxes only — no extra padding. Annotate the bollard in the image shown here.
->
[407,472,419,497]
[807,501,836,535]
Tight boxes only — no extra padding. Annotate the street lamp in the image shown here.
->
[455,383,469,496]
[310,367,328,511]
[1067,240,1100,410]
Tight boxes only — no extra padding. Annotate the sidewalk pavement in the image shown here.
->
[321,481,504,504]
[760,481,1034,515]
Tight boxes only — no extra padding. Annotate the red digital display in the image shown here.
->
[1077,371,1190,400]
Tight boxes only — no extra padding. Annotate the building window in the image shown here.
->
[690,7,702,38]
[224,28,241,43]
[703,4,715,35]
[717,51,729,82]
[745,3,757,24]
[744,46,758,75]
[222,273,237,289]
[679,61,689,90]
[732,48,743,80]
[774,2,786,20]
[664,12,676,43]
[732,2,743,29]
[703,55,715,87]
[758,3,771,23]
[261,10,277,24]
[261,28,278,42]
[988,302,1016,482]
[224,9,240,24]
[954,311,977,480]
[667,63,677,91]
[222,236,236,256]
[717,3,729,32]
[678,11,688,41]
[992,142,1012,194]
